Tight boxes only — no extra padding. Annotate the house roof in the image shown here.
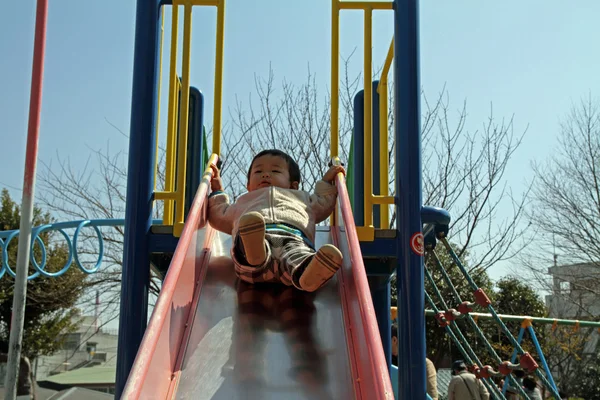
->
[47,387,114,400]
[39,366,115,386]
[437,369,452,396]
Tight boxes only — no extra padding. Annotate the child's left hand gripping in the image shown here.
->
[322,165,346,184]
[210,163,224,192]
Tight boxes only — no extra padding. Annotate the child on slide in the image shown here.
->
[208,149,345,292]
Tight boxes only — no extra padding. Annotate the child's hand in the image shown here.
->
[209,164,224,192]
[322,165,346,184]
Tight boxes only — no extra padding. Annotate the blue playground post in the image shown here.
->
[352,84,393,372]
[115,0,162,397]
[528,326,559,393]
[394,0,425,398]
[351,91,365,226]
[369,80,392,371]
[184,88,206,215]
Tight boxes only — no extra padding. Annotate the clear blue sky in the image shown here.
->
[2,1,600,282]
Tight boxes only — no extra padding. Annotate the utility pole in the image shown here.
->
[4,1,48,398]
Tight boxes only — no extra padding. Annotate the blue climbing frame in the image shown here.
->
[115,0,426,398]
[115,0,162,397]
[394,1,425,398]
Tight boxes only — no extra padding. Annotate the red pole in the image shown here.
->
[4,1,48,398]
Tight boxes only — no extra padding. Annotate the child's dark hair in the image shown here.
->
[391,323,398,338]
[522,376,537,390]
[247,149,301,184]
[514,369,525,378]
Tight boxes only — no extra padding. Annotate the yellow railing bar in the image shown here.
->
[377,37,393,228]
[372,195,394,205]
[162,5,180,226]
[154,192,178,200]
[339,1,392,10]
[185,0,219,5]
[331,0,340,158]
[363,7,373,229]
[380,38,394,86]
[173,3,194,230]
[159,0,225,233]
[154,7,165,192]
[212,0,225,155]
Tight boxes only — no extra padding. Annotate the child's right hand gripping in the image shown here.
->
[209,164,224,192]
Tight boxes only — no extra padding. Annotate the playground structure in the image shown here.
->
[3,1,600,399]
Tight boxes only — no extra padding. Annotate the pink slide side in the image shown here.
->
[121,173,393,399]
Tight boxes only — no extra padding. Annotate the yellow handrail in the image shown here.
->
[213,0,225,155]
[172,2,194,236]
[339,1,392,10]
[333,1,394,240]
[363,7,373,229]
[154,7,165,192]
[155,1,226,236]
[376,38,394,229]
[331,0,340,158]
[157,6,180,225]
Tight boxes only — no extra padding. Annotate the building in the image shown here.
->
[546,262,600,353]
[33,314,118,397]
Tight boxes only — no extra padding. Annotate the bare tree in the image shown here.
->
[37,56,531,332]
[517,95,600,395]
[420,93,530,271]
[521,95,600,308]
[37,139,164,329]
[223,59,529,271]
[525,95,600,293]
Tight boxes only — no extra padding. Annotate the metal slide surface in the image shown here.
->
[122,175,393,399]
[173,229,355,399]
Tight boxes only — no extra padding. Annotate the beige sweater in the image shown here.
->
[448,371,490,400]
[208,181,338,242]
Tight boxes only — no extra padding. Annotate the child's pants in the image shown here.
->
[231,229,315,289]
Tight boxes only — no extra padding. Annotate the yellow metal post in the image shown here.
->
[377,37,393,229]
[173,3,193,235]
[162,5,179,225]
[212,0,225,155]
[154,7,165,192]
[330,0,339,158]
[363,7,373,228]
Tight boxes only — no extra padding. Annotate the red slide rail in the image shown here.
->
[121,156,218,399]
[333,171,394,399]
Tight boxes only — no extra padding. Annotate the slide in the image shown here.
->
[121,169,393,399]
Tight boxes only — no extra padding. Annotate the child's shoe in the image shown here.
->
[299,244,343,292]
[238,212,267,265]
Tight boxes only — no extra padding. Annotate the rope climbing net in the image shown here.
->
[424,227,561,400]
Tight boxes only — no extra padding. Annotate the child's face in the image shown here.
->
[247,154,299,191]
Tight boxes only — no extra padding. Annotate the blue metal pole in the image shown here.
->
[185,88,205,215]
[502,327,525,395]
[367,79,392,372]
[528,326,559,393]
[115,1,161,397]
[394,0,425,398]
[371,81,381,227]
[369,276,392,369]
[352,90,365,226]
